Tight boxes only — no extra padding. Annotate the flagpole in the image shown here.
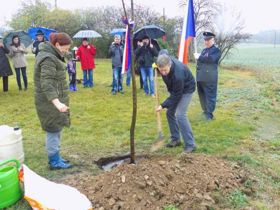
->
[178,0,196,64]
[178,0,188,62]
[194,37,197,54]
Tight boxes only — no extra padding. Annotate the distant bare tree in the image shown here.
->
[127,4,161,29]
[180,0,250,64]
[179,0,220,61]
[180,0,220,37]
[76,7,124,34]
[214,6,251,64]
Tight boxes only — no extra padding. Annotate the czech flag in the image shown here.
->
[178,0,196,64]
[122,25,131,74]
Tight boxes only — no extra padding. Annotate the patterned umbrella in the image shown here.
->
[3,31,32,47]
[110,28,126,36]
[73,30,102,39]
[0,26,14,34]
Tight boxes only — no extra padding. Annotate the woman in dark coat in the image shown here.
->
[0,35,13,92]
[34,32,72,170]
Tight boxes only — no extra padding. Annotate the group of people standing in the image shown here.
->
[108,34,158,96]
[0,29,50,92]
[9,27,219,170]
[0,34,29,92]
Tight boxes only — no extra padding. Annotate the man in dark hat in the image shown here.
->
[194,31,221,120]
[32,30,45,56]
[134,35,158,97]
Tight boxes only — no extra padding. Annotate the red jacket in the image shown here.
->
[76,44,96,70]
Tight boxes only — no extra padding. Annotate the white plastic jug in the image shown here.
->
[0,125,24,164]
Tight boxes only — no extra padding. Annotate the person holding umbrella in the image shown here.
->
[32,30,45,56]
[134,35,158,97]
[0,35,13,92]
[9,34,28,91]
[155,51,196,153]
[34,32,72,169]
[76,38,96,88]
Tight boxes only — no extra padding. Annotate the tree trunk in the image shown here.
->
[129,0,136,164]
[121,0,136,164]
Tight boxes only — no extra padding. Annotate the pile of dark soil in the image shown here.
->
[62,154,253,210]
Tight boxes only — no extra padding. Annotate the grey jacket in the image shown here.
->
[9,44,28,68]
[108,43,124,68]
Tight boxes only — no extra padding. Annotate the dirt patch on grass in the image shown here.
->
[62,154,252,210]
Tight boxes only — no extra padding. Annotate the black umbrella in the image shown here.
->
[3,31,32,47]
[133,25,165,40]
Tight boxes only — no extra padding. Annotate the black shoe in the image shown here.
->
[183,146,197,153]
[166,140,181,148]
[203,112,213,121]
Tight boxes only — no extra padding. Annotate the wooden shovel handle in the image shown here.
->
[154,68,163,136]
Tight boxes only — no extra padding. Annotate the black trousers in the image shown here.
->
[15,67,27,90]
[197,81,218,119]
[2,76,8,92]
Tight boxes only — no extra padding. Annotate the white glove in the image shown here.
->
[193,52,200,60]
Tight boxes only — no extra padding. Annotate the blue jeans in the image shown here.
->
[83,69,93,87]
[112,67,123,92]
[15,67,27,90]
[166,93,195,149]
[140,67,154,95]
[46,131,61,157]
[126,68,131,86]
[197,81,217,119]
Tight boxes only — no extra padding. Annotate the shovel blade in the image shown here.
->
[150,133,165,152]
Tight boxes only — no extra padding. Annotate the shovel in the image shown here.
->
[150,65,165,152]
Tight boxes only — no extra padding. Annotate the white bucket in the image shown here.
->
[0,125,24,164]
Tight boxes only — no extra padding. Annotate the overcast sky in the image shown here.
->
[0,0,278,34]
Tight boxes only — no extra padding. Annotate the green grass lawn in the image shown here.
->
[0,55,279,209]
